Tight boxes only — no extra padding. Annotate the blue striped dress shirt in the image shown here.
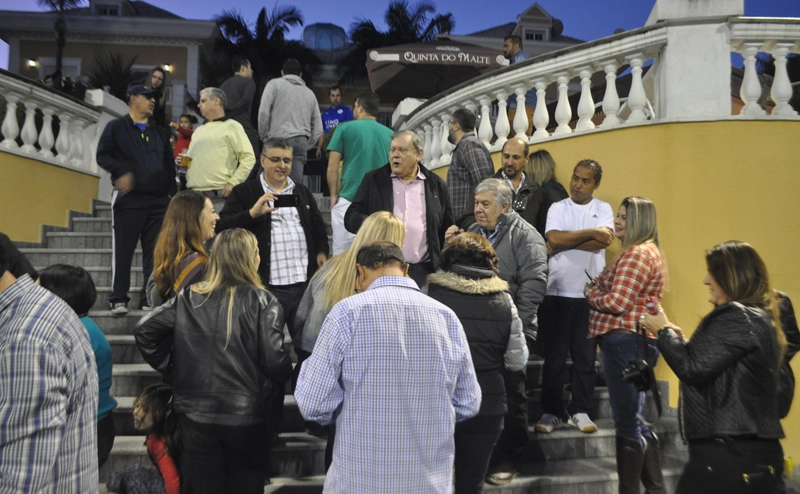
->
[295,276,481,493]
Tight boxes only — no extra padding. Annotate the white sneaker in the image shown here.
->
[535,413,565,433]
[568,413,597,433]
[110,302,128,316]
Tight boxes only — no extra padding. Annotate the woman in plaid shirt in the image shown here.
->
[584,196,667,494]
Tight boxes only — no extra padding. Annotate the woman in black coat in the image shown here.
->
[424,232,529,493]
[642,241,786,493]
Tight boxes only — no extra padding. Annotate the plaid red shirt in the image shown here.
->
[586,242,665,338]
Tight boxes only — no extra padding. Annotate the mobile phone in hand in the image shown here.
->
[273,195,299,208]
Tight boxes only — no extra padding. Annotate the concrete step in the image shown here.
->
[107,335,144,365]
[73,217,112,233]
[89,310,148,335]
[95,205,112,218]
[110,364,162,396]
[36,266,146,288]
[20,249,142,268]
[92,287,144,311]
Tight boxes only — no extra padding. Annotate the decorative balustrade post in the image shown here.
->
[20,100,39,153]
[38,107,56,158]
[429,119,442,168]
[1,93,21,150]
[439,113,453,166]
[625,53,648,124]
[574,66,596,131]
[69,118,86,168]
[553,73,573,136]
[416,129,426,161]
[55,112,72,163]
[477,97,493,149]
[770,43,798,117]
[422,124,433,166]
[532,79,550,140]
[511,85,530,139]
[493,91,510,150]
[597,60,622,127]
[739,43,767,116]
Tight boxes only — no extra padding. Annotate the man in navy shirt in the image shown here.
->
[316,85,353,158]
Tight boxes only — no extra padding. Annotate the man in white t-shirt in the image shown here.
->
[534,159,614,435]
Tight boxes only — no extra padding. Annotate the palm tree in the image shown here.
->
[213,6,321,87]
[86,49,138,100]
[37,0,85,89]
[338,0,455,83]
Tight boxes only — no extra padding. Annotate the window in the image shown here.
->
[524,30,546,41]
[95,5,118,15]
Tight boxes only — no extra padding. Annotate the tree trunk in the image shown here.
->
[54,14,66,89]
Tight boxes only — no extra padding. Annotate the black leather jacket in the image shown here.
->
[658,302,784,441]
[135,284,292,419]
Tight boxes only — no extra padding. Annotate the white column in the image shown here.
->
[477,96,493,149]
[493,91,510,151]
[770,43,798,117]
[1,93,21,150]
[439,113,453,166]
[416,129,426,162]
[38,107,56,158]
[598,59,622,127]
[532,79,550,140]
[738,43,766,116]
[20,100,39,154]
[69,118,86,168]
[422,124,433,166]
[553,73,572,136]
[429,118,442,168]
[626,53,648,124]
[511,85,529,139]
[55,112,72,163]
[574,66,596,131]
[186,43,200,100]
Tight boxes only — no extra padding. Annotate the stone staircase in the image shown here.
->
[19,199,688,494]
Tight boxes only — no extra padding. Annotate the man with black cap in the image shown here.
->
[97,83,176,315]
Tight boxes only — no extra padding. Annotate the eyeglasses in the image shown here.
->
[390,147,412,154]
[263,156,292,165]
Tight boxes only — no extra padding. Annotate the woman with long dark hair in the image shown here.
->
[642,241,785,493]
[147,189,218,307]
[584,196,667,494]
[136,228,292,493]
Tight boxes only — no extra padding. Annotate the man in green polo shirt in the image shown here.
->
[326,92,393,254]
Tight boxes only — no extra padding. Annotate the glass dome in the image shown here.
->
[303,23,348,50]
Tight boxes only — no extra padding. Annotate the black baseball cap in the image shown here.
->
[126,84,160,97]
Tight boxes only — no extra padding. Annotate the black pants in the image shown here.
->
[180,417,269,494]
[97,412,116,469]
[455,414,504,494]
[493,367,528,459]
[111,193,168,306]
[677,438,783,494]
[538,296,596,418]
[407,260,434,288]
[268,281,308,340]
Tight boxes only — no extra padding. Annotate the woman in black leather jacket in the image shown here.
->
[136,228,292,494]
[642,241,786,493]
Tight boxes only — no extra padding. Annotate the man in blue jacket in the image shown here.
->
[96,84,176,314]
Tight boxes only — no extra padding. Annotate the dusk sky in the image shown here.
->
[1,0,798,70]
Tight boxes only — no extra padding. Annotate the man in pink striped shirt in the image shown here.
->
[344,130,455,287]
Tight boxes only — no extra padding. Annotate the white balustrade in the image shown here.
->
[738,43,767,117]
[598,60,622,127]
[439,113,453,166]
[54,113,72,163]
[429,119,442,168]
[477,97,493,149]
[770,43,798,117]
[493,91,510,150]
[574,67,596,131]
[625,54,648,124]
[531,79,550,140]
[511,85,530,139]
[69,118,86,168]
[20,100,39,153]
[1,93,21,149]
[38,107,56,158]
[422,124,432,166]
[553,73,573,136]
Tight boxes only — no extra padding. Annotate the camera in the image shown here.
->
[621,359,655,392]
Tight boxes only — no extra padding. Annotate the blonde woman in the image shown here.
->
[136,228,292,494]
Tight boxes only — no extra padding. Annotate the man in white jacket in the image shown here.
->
[258,58,323,184]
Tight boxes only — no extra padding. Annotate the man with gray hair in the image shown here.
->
[186,87,255,211]
[345,130,454,287]
[447,108,494,228]
[445,177,547,485]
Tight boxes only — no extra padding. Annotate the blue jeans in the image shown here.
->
[597,332,660,443]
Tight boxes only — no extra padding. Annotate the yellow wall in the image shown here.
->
[0,153,98,242]
[435,120,800,456]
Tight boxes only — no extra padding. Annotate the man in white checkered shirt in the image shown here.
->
[0,238,99,493]
[295,241,481,493]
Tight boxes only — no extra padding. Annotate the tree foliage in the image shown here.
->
[37,0,86,87]
[86,49,138,100]
[338,0,455,83]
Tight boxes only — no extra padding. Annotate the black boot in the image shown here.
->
[641,434,667,493]
[616,436,644,494]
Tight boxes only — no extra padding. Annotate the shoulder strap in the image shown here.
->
[172,256,205,294]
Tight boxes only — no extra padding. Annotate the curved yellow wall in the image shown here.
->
[435,120,800,456]
[0,152,98,242]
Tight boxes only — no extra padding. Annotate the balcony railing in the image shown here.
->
[396,16,800,170]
